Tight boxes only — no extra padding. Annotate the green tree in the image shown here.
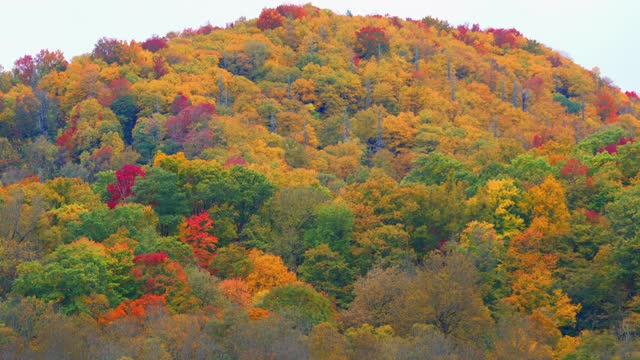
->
[303,204,354,256]
[209,244,253,280]
[12,239,135,313]
[299,244,354,307]
[402,152,474,186]
[131,167,190,235]
[70,203,157,242]
[258,283,335,334]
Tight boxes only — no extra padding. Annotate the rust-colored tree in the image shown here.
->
[257,8,285,30]
[179,212,219,269]
[595,91,618,122]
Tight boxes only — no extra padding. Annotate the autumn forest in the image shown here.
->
[0,3,639,359]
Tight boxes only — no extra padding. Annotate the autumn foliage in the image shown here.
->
[179,212,219,268]
[257,8,285,30]
[99,294,167,323]
[276,4,307,19]
[595,91,618,122]
[2,4,640,358]
[487,27,522,48]
[355,26,389,59]
[107,164,145,209]
[141,36,168,53]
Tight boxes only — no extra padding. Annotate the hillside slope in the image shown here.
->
[0,4,638,358]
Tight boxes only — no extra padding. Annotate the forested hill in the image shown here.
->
[1,4,639,358]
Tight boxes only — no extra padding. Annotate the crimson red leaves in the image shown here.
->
[487,28,522,49]
[141,36,168,53]
[13,55,36,85]
[597,137,634,154]
[107,164,145,209]
[625,91,639,101]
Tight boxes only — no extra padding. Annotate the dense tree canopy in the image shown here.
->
[0,4,638,358]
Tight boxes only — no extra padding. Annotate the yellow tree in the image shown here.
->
[245,249,297,294]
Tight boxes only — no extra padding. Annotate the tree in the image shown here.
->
[209,244,253,279]
[276,4,307,19]
[521,175,570,238]
[130,252,198,312]
[303,204,354,256]
[178,212,218,269]
[110,94,139,145]
[131,167,190,235]
[258,283,336,334]
[106,164,145,209]
[606,184,640,239]
[467,178,525,237]
[298,244,354,307]
[396,251,493,340]
[308,322,348,360]
[402,152,473,186]
[141,36,168,53]
[71,203,157,243]
[257,8,285,30]
[99,293,167,323]
[12,239,135,313]
[245,249,297,294]
[92,37,128,65]
[456,221,508,305]
[355,27,389,60]
[487,28,522,49]
[595,91,618,122]
[13,55,36,86]
[343,265,411,329]
[132,114,167,163]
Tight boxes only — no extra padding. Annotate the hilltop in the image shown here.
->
[0,4,639,358]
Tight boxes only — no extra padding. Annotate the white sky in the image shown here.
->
[1,0,638,92]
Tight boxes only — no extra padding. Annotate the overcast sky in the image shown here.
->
[1,0,637,92]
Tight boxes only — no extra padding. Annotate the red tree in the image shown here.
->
[13,55,36,85]
[560,158,589,178]
[488,28,522,49]
[257,8,285,30]
[532,134,545,148]
[355,26,389,59]
[224,156,248,168]
[196,24,217,35]
[99,294,167,323]
[152,56,169,78]
[179,212,219,268]
[171,92,191,114]
[107,164,145,209]
[35,49,68,75]
[141,36,168,53]
[595,91,618,122]
[93,37,127,64]
[56,105,81,151]
[165,103,216,144]
[130,252,194,312]
[276,4,307,19]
